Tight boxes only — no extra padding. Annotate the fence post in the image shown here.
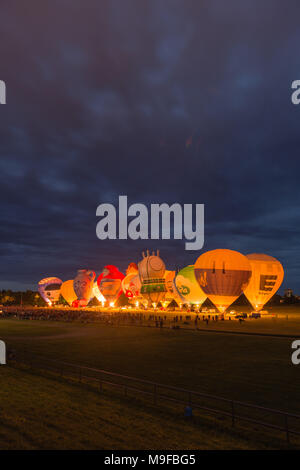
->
[231,401,235,427]
[285,414,290,444]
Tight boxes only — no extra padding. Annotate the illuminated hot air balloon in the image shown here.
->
[126,262,138,275]
[194,249,252,313]
[97,265,125,306]
[73,270,96,307]
[162,270,181,308]
[38,277,62,306]
[122,263,139,299]
[138,250,166,307]
[92,282,106,303]
[60,280,77,306]
[128,275,142,304]
[243,254,284,311]
[174,265,206,307]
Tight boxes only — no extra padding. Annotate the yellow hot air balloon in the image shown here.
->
[243,254,284,311]
[60,280,77,306]
[194,249,252,313]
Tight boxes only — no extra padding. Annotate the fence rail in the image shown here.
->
[12,351,300,444]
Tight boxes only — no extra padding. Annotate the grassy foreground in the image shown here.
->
[0,365,279,450]
[1,315,300,449]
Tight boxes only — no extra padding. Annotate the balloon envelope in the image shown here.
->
[194,249,252,313]
[38,277,62,305]
[97,265,125,304]
[92,282,106,303]
[164,270,181,306]
[243,254,284,311]
[175,265,206,306]
[138,253,166,306]
[73,269,95,302]
[122,272,138,298]
[60,280,77,306]
[122,263,139,298]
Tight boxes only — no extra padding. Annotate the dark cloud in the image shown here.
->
[0,0,300,291]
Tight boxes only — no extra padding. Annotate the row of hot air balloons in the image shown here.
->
[176,250,284,313]
[38,266,125,307]
[38,248,284,313]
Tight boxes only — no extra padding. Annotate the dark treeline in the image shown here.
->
[0,290,54,307]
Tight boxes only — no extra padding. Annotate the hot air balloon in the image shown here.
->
[127,274,142,305]
[73,270,95,307]
[194,249,252,313]
[162,270,181,308]
[175,265,206,307]
[38,277,62,306]
[126,262,138,275]
[138,250,166,307]
[122,263,139,299]
[92,282,106,304]
[60,280,77,306]
[97,265,125,306]
[243,254,284,311]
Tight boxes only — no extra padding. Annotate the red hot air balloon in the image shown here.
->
[194,249,252,313]
[97,265,125,306]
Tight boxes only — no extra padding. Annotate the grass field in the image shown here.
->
[1,309,300,449]
[1,365,281,450]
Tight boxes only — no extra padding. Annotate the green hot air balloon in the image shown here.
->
[175,265,206,306]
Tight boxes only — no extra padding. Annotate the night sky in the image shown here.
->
[1,0,300,291]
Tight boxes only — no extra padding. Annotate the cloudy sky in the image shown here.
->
[0,0,300,291]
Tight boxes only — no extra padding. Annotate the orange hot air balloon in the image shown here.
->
[243,254,284,311]
[126,262,138,275]
[60,280,77,306]
[194,249,252,313]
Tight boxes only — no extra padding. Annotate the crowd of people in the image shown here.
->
[0,306,230,329]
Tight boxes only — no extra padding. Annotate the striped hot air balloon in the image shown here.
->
[194,249,252,313]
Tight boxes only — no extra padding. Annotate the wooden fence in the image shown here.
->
[12,351,300,444]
